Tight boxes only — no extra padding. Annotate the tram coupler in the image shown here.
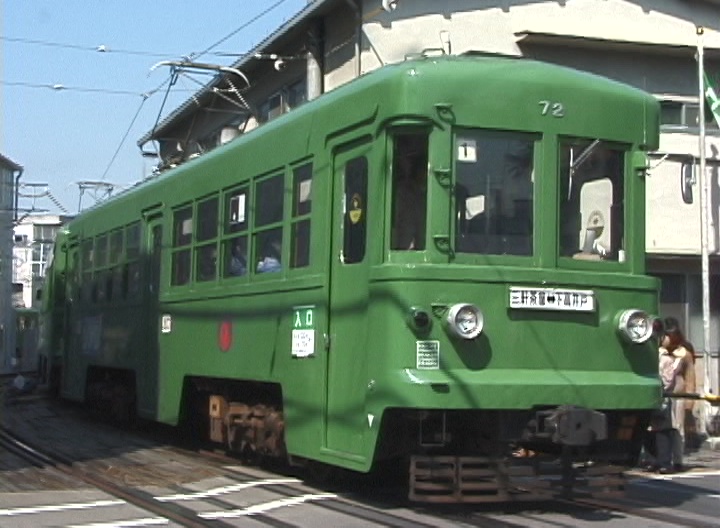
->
[535,405,607,446]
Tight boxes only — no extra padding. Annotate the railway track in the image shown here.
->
[0,422,467,527]
[2,395,716,527]
[0,425,234,527]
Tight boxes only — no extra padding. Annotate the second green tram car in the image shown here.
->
[42,54,662,501]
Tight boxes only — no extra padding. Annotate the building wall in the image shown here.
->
[358,0,720,66]
[13,215,67,310]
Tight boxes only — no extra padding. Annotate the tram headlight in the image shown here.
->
[616,309,654,344]
[407,307,432,333]
[445,303,484,340]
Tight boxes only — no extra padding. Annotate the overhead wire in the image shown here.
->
[95,73,177,183]
[6,1,298,202]
[0,35,172,57]
[0,34,297,60]
[0,79,194,96]
[0,80,151,97]
[100,96,149,182]
[145,1,296,158]
[189,0,293,60]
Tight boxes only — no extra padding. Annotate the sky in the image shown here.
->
[1,0,308,216]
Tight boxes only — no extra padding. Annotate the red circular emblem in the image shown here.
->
[218,321,233,352]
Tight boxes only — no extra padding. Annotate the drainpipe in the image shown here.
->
[306,20,324,101]
[14,168,24,224]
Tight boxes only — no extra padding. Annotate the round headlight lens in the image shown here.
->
[617,309,653,344]
[446,303,484,340]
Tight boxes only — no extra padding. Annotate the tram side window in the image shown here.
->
[95,235,108,268]
[225,235,248,277]
[196,196,219,282]
[559,139,625,262]
[172,206,193,285]
[126,223,141,260]
[291,163,312,268]
[454,131,535,256]
[344,157,368,264]
[254,174,284,274]
[70,251,80,303]
[391,134,428,250]
[80,239,94,302]
[110,229,124,299]
[125,223,142,299]
[123,262,141,298]
[109,230,123,263]
[81,239,94,271]
[224,187,249,278]
[95,235,109,302]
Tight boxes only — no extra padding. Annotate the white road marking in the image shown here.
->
[199,493,337,518]
[632,469,720,481]
[0,499,125,516]
[155,477,301,501]
[67,518,169,527]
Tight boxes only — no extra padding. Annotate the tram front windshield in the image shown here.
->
[559,139,626,262]
[454,130,535,256]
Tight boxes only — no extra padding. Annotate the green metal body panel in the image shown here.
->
[46,56,661,472]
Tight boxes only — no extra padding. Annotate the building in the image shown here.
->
[12,214,70,310]
[137,0,720,403]
[0,153,23,374]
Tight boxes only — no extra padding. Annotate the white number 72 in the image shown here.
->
[539,100,565,117]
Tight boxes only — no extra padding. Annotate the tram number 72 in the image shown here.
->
[539,100,565,118]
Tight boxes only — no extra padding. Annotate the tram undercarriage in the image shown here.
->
[380,407,648,503]
[196,379,649,504]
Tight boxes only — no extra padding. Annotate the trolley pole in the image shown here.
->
[697,27,716,434]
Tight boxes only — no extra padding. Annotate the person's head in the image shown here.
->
[265,239,281,260]
[662,317,685,349]
[232,240,245,258]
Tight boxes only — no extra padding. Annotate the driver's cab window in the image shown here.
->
[454,130,535,256]
[559,139,625,262]
[390,133,429,250]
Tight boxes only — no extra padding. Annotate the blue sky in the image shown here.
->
[1,0,307,215]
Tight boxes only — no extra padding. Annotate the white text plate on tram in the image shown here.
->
[509,287,595,312]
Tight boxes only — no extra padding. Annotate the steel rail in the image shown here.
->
[0,425,234,528]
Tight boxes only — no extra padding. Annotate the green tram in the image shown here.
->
[42,55,662,501]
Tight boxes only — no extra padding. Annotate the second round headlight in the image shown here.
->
[446,303,484,340]
[616,309,653,344]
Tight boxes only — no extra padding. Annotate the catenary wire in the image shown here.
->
[0,79,194,96]
[0,35,173,57]
[100,96,149,181]
[188,0,293,61]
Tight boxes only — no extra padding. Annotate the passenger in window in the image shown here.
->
[257,240,282,273]
[199,248,217,281]
[229,240,247,276]
[391,136,428,250]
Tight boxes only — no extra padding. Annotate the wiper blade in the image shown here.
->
[568,139,602,199]
[569,139,602,175]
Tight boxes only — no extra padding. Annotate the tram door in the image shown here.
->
[326,141,374,455]
[139,215,163,417]
[60,244,80,397]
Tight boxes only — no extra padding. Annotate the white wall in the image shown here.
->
[358,0,720,74]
